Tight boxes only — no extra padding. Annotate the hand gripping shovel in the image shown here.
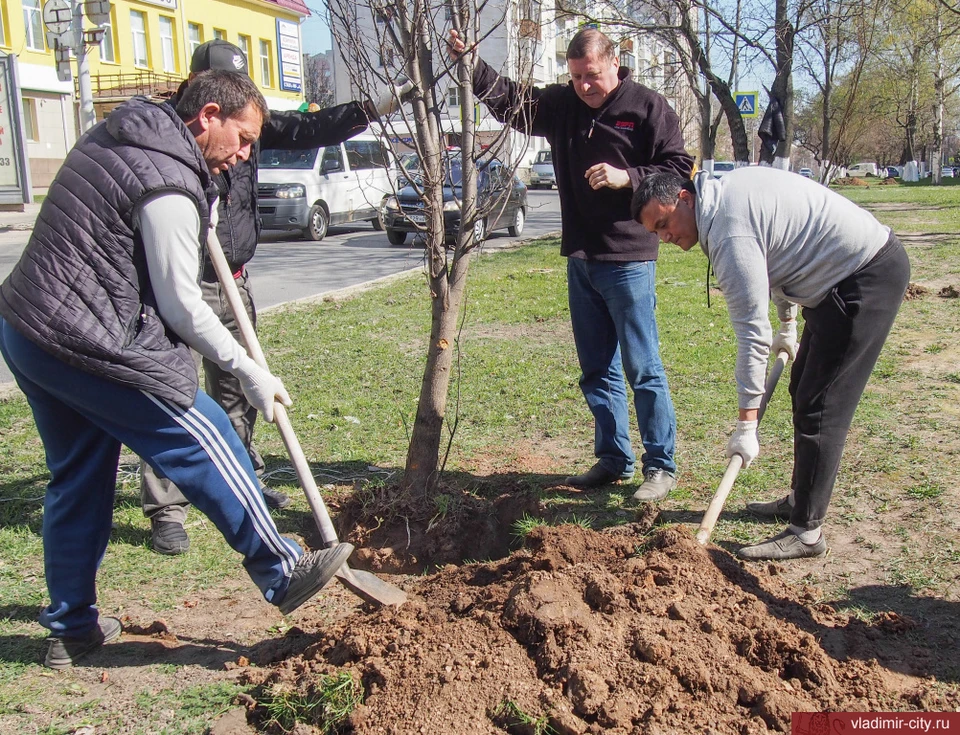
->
[696,350,790,546]
[207,231,406,607]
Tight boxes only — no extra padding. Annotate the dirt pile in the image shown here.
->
[243,526,956,734]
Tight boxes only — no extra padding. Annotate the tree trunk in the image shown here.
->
[404,253,471,495]
[760,0,794,168]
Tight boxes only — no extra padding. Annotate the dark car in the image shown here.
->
[382,155,528,245]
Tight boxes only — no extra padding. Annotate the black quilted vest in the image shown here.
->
[0,98,214,408]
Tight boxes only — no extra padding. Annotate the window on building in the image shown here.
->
[237,35,251,69]
[447,86,461,108]
[130,11,149,67]
[259,39,273,86]
[99,13,117,63]
[159,16,176,73]
[188,23,203,57]
[213,28,226,41]
[0,4,7,47]
[23,0,45,51]
[23,98,40,142]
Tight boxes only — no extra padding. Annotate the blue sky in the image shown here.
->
[301,8,331,55]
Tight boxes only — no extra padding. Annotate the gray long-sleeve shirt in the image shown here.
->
[694,168,890,409]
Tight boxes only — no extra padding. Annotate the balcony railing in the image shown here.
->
[77,70,184,102]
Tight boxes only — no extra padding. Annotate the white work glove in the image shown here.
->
[235,356,292,423]
[771,320,798,361]
[726,420,760,467]
[366,78,415,118]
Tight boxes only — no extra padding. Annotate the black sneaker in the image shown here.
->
[45,616,122,670]
[632,468,677,502]
[277,544,355,615]
[261,485,292,510]
[564,462,634,488]
[151,519,190,555]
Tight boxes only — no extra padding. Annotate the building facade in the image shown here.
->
[0,0,309,193]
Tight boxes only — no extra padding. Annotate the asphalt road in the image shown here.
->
[0,190,561,387]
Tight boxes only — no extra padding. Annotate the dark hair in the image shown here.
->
[176,69,269,124]
[631,171,696,222]
[566,28,616,63]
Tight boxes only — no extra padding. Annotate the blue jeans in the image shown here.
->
[567,258,677,476]
[0,317,301,638]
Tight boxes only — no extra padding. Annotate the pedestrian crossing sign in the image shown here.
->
[735,92,759,118]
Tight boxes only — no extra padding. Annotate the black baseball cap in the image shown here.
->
[190,40,249,75]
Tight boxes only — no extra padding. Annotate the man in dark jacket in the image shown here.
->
[142,41,373,555]
[0,70,353,669]
[448,28,693,500]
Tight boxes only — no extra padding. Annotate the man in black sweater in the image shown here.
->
[143,41,372,554]
[449,28,693,500]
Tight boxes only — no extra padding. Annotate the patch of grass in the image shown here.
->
[512,513,549,539]
[260,671,362,734]
[492,699,556,735]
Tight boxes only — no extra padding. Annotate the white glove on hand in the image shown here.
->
[235,357,292,423]
[771,320,798,361]
[726,420,760,467]
[370,78,415,118]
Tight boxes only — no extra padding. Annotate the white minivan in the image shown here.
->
[257,132,396,241]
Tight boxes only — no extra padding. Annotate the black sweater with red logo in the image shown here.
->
[473,59,693,260]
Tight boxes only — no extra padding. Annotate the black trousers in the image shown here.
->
[789,234,910,531]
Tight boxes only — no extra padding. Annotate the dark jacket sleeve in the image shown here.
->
[625,91,694,189]
[259,101,370,150]
[472,57,563,141]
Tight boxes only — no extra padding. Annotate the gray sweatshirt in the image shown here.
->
[694,168,890,409]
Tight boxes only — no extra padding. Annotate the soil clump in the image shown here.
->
[244,525,957,733]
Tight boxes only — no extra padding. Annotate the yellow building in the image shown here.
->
[0,0,309,193]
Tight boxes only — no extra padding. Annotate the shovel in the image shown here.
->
[207,229,407,607]
[695,350,790,546]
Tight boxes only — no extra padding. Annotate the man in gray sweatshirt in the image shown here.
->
[631,168,910,560]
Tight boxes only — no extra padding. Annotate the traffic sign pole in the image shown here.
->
[73,1,96,133]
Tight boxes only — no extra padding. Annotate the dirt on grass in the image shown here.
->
[228,519,957,735]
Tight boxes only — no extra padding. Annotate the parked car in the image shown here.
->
[529,149,556,189]
[711,161,736,178]
[884,166,901,178]
[846,162,879,178]
[257,132,397,241]
[382,155,528,245]
[798,167,813,178]
[942,166,955,178]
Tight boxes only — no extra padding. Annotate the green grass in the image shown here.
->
[1,181,959,729]
[259,671,362,733]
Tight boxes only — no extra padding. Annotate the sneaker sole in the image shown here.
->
[279,545,354,615]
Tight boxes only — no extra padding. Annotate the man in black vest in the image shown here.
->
[142,41,374,555]
[0,71,353,669]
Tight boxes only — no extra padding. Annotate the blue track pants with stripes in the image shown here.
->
[0,317,302,638]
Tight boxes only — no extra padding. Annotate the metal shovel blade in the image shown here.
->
[335,565,408,606]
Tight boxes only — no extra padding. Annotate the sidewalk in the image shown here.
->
[0,202,41,231]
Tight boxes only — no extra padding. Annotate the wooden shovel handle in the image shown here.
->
[206,231,341,547]
[695,350,789,546]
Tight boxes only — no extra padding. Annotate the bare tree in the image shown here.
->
[303,52,336,108]
[326,0,535,500]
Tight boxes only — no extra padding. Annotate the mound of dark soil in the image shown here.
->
[244,526,957,734]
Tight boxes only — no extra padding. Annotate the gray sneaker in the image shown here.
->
[45,616,122,670]
[278,544,355,615]
[564,462,634,488]
[632,468,677,502]
[737,529,827,561]
[746,495,794,521]
[261,485,292,510]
